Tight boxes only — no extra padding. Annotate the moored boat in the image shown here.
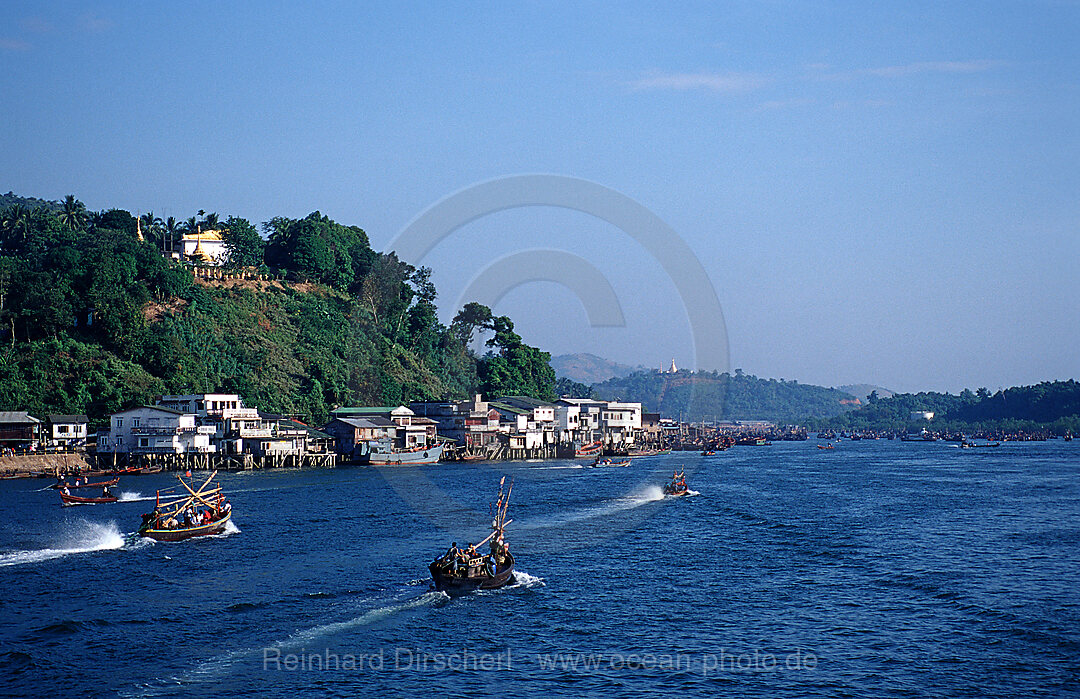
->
[663,469,688,496]
[574,441,603,458]
[138,471,233,542]
[429,477,516,595]
[360,441,444,465]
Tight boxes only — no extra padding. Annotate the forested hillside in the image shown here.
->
[0,197,555,424]
[808,381,1080,433]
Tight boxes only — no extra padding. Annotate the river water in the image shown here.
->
[1,440,1078,697]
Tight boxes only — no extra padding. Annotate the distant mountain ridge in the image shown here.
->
[592,369,860,422]
[551,352,645,385]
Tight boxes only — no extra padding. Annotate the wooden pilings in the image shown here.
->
[93,451,339,472]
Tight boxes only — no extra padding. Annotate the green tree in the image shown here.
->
[59,195,89,232]
[221,216,264,267]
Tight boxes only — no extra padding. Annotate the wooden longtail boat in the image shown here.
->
[574,441,603,458]
[51,478,119,490]
[429,477,516,595]
[663,469,689,497]
[138,471,232,542]
[60,490,118,506]
[593,457,631,467]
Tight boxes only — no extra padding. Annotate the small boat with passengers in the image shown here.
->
[60,484,118,506]
[663,469,689,497]
[429,477,516,595]
[138,471,232,542]
[52,477,119,490]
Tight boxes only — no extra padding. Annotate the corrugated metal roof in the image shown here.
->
[0,412,41,423]
[48,415,89,423]
[331,417,397,429]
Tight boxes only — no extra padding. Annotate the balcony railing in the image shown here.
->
[130,426,189,435]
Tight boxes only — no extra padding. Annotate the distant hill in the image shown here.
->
[837,384,895,404]
[810,380,1080,433]
[1,191,62,213]
[551,353,644,385]
[591,369,860,422]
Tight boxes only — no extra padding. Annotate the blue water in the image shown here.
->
[1,441,1079,697]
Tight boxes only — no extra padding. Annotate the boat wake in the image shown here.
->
[203,520,241,540]
[0,520,126,567]
[522,484,665,531]
[131,590,449,695]
[528,464,586,470]
[278,590,448,648]
[506,570,545,589]
[118,491,155,502]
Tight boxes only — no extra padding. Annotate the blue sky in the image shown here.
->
[2,1,1077,392]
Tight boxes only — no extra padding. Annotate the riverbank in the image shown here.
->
[0,453,94,479]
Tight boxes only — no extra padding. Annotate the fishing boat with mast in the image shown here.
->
[137,471,232,542]
[663,469,689,497]
[429,477,516,595]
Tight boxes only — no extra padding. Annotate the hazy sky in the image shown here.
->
[2,1,1077,393]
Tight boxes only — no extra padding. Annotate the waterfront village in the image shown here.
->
[0,392,807,477]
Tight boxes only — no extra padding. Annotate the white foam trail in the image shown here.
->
[118,491,154,502]
[522,484,665,530]
[140,590,451,694]
[684,489,701,497]
[0,520,125,567]
[530,464,586,470]
[622,484,665,507]
[507,570,545,588]
[204,520,242,539]
[278,591,448,648]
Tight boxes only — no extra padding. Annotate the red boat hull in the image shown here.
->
[60,492,118,505]
[52,478,119,490]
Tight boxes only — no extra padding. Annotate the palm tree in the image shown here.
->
[0,204,31,252]
[164,216,179,253]
[140,211,162,247]
[203,212,219,230]
[59,194,89,232]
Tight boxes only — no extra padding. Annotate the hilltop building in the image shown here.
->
[177,227,227,265]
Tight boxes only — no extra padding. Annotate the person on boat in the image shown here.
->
[102,485,113,499]
[439,542,461,575]
[61,485,70,496]
[221,499,232,516]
